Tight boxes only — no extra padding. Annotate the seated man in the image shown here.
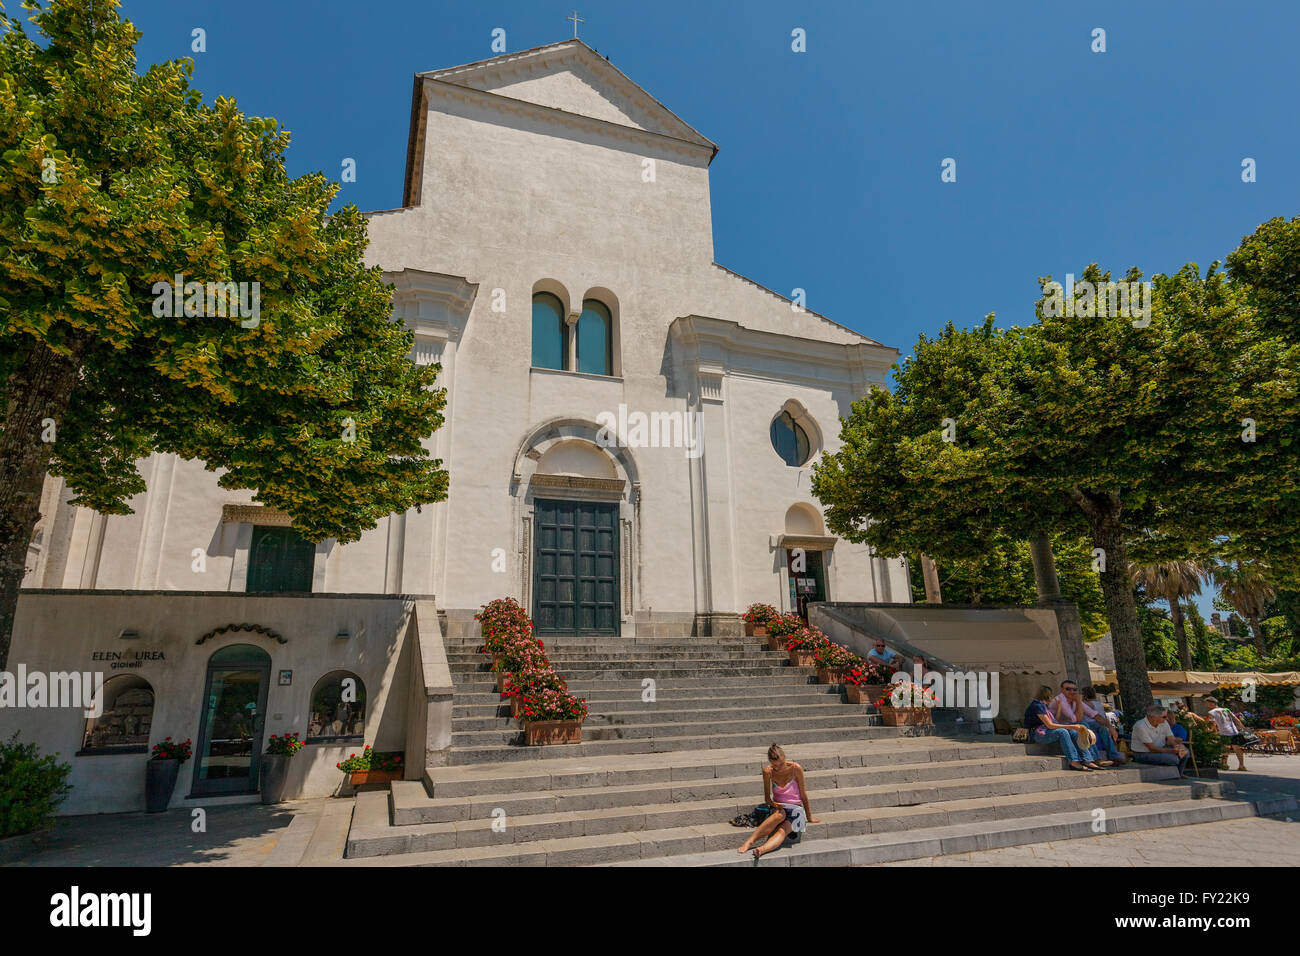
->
[1129,704,1190,777]
[866,640,903,671]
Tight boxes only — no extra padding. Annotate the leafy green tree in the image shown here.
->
[814,233,1300,713]
[1137,604,1177,671]
[0,0,448,667]
[1183,601,1214,669]
[1215,561,1277,654]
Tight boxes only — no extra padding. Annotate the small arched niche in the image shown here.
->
[536,439,618,479]
[784,503,825,536]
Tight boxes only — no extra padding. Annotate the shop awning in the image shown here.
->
[1101,670,1300,695]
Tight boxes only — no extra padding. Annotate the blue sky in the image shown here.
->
[115,0,1295,614]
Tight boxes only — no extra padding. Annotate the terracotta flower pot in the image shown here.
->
[767,635,785,652]
[524,719,583,745]
[788,649,816,667]
[349,769,401,786]
[816,668,848,685]
[495,671,509,693]
[509,695,524,719]
[844,683,888,704]
[877,706,933,727]
[744,622,769,637]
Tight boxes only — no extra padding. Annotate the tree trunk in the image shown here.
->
[1248,616,1266,656]
[1169,599,1191,670]
[920,554,942,603]
[1029,532,1062,601]
[0,340,83,670]
[1086,506,1153,716]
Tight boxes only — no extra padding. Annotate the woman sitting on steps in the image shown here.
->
[738,744,820,859]
[1025,684,1106,771]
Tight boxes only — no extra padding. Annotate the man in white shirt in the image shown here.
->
[1129,704,1189,777]
[1205,696,1248,771]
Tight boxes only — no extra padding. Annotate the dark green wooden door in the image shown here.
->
[247,526,315,593]
[533,499,619,635]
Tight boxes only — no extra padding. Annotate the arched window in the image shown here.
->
[770,410,811,467]
[576,299,612,376]
[531,292,567,371]
[307,671,366,742]
[81,675,155,754]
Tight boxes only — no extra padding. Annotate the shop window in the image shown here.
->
[81,676,154,754]
[307,671,366,742]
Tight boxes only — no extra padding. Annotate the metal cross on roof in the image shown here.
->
[568,10,584,39]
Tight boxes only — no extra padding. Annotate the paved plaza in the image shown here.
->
[10,753,1300,867]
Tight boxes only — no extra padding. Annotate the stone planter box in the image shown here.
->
[788,649,816,667]
[349,769,401,786]
[767,635,786,652]
[844,683,888,704]
[524,719,583,746]
[145,758,180,813]
[878,706,933,727]
[744,622,769,637]
[258,754,292,805]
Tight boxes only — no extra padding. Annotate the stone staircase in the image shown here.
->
[341,634,1298,866]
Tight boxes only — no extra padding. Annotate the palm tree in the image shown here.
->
[1130,560,1210,670]
[1214,561,1276,656]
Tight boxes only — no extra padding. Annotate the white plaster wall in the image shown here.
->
[0,593,413,815]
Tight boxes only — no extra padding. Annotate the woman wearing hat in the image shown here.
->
[1024,685,1105,771]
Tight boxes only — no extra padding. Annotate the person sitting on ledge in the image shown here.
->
[1024,684,1104,771]
[1129,704,1190,777]
[867,640,902,670]
[738,744,819,860]
[1053,681,1126,765]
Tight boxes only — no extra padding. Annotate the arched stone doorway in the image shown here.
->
[511,419,640,635]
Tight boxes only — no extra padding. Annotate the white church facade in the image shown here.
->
[24,39,909,639]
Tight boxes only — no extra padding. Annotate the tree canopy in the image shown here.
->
[0,0,449,666]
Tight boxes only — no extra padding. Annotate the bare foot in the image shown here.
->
[753,847,764,860]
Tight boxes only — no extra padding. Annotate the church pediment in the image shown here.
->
[419,40,714,150]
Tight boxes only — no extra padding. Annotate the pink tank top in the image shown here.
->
[772,776,801,804]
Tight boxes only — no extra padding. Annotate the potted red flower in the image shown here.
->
[502,667,568,719]
[842,659,890,704]
[337,746,404,787]
[519,690,589,745]
[874,681,937,726]
[259,732,304,805]
[811,642,861,685]
[764,612,804,652]
[784,627,830,667]
[743,603,778,637]
[146,737,192,813]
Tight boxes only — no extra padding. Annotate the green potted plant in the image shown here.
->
[743,603,778,637]
[259,732,304,804]
[519,689,589,745]
[337,745,404,787]
[146,737,192,812]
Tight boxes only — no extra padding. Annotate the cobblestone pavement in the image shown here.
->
[873,757,1300,867]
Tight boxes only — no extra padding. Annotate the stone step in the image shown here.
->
[451,711,879,746]
[452,664,804,682]
[615,791,1300,867]
[343,778,1244,864]
[444,637,762,647]
[425,737,999,797]
[453,700,861,724]
[389,753,1145,825]
[448,722,919,764]
[453,674,823,692]
[451,685,847,708]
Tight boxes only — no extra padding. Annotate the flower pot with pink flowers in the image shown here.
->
[784,627,830,667]
[764,612,805,652]
[519,690,589,745]
[842,660,890,703]
[337,746,404,786]
[812,642,862,685]
[743,603,778,637]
